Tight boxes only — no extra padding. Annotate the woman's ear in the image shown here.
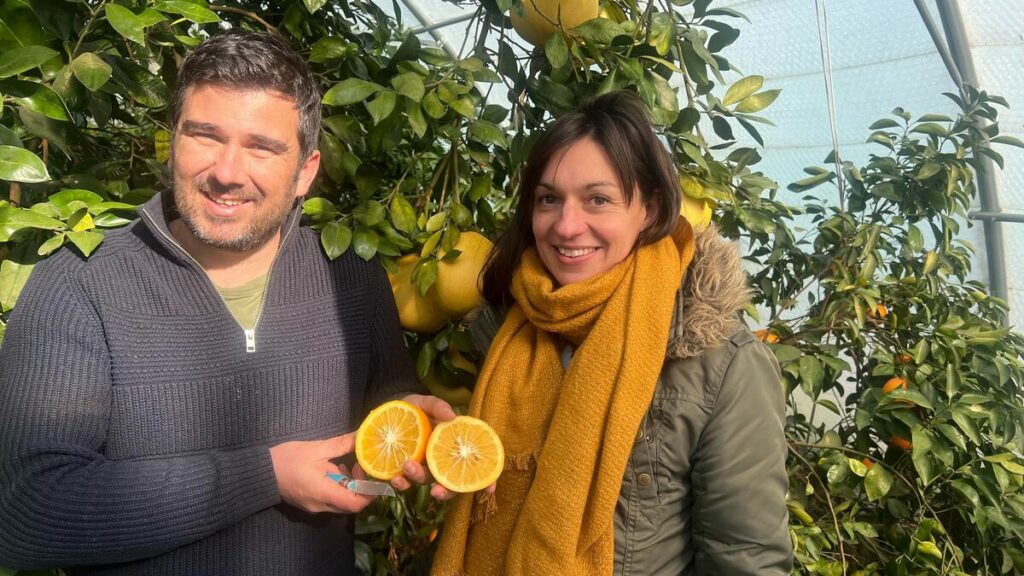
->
[643,196,659,228]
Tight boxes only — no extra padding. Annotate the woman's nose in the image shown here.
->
[553,201,587,237]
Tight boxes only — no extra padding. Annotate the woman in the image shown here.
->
[431,90,792,575]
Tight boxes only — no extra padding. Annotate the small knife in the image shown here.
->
[326,472,397,497]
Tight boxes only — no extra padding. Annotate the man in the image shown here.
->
[0,31,448,574]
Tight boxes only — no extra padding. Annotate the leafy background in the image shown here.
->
[1,0,1023,574]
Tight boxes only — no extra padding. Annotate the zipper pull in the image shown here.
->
[244,328,256,353]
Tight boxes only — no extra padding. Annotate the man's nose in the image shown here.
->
[553,201,587,238]
[210,144,247,188]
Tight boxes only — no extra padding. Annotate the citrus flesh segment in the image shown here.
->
[426,416,504,493]
[356,400,432,481]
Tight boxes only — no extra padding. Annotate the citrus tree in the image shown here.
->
[2,0,1024,575]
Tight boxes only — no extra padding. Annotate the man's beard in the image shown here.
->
[170,168,299,253]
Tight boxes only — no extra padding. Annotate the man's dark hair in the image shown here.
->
[171,30,321,159]
[481,90,682,306]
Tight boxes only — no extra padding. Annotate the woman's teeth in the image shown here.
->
[557,247,596,258]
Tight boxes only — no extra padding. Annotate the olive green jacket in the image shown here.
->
[470,226,793,575]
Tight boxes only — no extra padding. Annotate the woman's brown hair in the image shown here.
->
[481,90,682,306]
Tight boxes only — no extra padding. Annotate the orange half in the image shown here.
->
[355,400,432,480]
[426,416,504,493]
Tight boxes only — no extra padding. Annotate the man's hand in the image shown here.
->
[388,394,496,500]
[270,433,375,514]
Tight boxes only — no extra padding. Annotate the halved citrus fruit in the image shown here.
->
[355,400,432,481]
[426,416,504,493]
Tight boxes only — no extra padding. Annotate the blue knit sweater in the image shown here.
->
[0,192,417,574]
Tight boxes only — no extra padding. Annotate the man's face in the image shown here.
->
[170,85,320,253]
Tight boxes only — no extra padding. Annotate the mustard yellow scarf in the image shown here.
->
[432,220,695,576]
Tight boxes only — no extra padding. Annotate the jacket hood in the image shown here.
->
[666,224,751,359]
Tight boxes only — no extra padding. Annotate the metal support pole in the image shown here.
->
[923,0,1009,305]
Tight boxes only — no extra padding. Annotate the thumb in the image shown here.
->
[323,431,357,458]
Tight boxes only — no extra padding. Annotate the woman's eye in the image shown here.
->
[536,194,557,205]
[590,196,609,206]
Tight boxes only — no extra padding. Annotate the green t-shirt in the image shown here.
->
[215,273,267,330]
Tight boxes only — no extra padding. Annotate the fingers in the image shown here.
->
[403,394,456,423]
[430,483,456,501]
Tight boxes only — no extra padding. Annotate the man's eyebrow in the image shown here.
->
[249,134,290,154]
[180,120,218,133]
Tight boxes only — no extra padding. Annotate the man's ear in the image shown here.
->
[294,150,321,199]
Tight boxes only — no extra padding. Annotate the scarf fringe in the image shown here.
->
[471,490,498,523]
[506,452,537,470]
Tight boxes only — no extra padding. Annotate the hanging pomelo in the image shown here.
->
[432,231,493,317]
[510,0,600,47]
[388,254,450,333]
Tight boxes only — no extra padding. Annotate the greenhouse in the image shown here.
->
[0,0,1022,574]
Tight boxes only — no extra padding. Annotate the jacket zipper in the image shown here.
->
[140,208,300,353]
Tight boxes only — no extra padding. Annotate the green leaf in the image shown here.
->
[406,99,427,139]
[66,230,104,256]
[323,78,383,106]
[450,97,475,118]
[391,73,425,101]
[70,52,112,92]
[848,457,869,477]
[37,232,66,256]
[917,541,943,560]
[0,145,50,183]
[354,200,386,227]
[12,83,69,121]
[352,228,379,261]
[734,89,781,113]
[303,0,329,13]
[0,45,59,78]
[545,33,569,69]
[723,75,763,106]
[366,91,396,125]
[49,188,104,209]
[469,120,508,149]
[788,171,832,192]
[320,221,352,259]
[106,5,164,46]
[0,256,36,312]
[422,92,446,119]
[910,122,949,137]
[798,355,824,396]
[153,0,220,23]
[0,124,20,147]
[916,162,942,180]
[991,135,1024,148]
[110,57,169,108]
[573,18,622,44]
[868,118,901,130]
[390,195,416,234]
[864,464,893,501]
[309,37,352,63]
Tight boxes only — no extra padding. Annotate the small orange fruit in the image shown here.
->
[889,435,912,450]
[426,416,504,493]
[882,376,908,395]
[755,329,779,344]
[862,458,875,470]
[356,400,432,481]
[869,303,889,318]
[896,353,913,364]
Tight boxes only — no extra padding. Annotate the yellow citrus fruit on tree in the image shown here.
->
[426,416,505,493]
[421,370,474,408]
[510,0,600,47]
[432,232,493,317]
[755,329,779,344]
[388,254,449,333]
[355,400,432,480]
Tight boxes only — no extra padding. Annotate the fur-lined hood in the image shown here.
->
[666,224,751,360]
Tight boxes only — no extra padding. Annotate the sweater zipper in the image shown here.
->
[140,208,299,353]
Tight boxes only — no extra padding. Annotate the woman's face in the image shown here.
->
[531,137,654,286]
